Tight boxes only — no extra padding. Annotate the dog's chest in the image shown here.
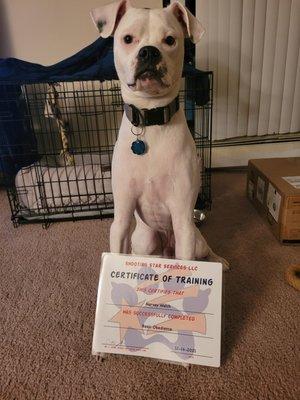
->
[113,110,198,229]
[137,172,174,230]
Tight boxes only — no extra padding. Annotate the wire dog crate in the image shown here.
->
[0,72,213,227]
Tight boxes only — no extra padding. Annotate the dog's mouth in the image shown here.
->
[128,66,169,91]
[136,68,161,81]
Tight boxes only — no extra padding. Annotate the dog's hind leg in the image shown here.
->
[195,227,230,271]
[131,213,162,256]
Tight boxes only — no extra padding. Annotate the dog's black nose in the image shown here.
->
[138,46,161,63]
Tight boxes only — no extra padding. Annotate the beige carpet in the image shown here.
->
[0,172,299,400]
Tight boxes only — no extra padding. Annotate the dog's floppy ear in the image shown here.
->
[90,0,131,38]
[168,1,204,44]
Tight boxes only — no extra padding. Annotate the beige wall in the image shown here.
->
[0,0,162,65]
[212,142,300,168]
[2,1,296,167]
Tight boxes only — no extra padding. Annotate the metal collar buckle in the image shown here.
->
[163,105,171,124]
[124,104,141,127]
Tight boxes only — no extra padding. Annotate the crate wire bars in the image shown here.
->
[0,73,213,228]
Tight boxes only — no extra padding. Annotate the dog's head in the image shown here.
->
[91,1,204,98]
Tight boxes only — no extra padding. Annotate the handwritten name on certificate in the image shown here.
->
[92,253,223,367]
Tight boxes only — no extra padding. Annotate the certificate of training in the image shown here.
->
[92,253,223,367]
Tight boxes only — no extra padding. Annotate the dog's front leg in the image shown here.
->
[110,199,136,254]
[172,213,196,260]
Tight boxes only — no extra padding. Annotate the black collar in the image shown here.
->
[124,96,180,127]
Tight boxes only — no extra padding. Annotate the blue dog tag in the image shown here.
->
[131,139,146,155]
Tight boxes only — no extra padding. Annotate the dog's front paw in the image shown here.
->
[220,257,230,272]
[207,252,230,271]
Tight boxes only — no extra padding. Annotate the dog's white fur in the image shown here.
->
[91,0,229,269]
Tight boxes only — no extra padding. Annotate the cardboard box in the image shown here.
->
[247,157,300,244]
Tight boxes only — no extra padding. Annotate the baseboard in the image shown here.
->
[213,132,300,147]
[210,166,247,172]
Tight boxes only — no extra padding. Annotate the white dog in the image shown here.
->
[91,0,228,270]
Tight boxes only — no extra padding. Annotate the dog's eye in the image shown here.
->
[124,35,133,44]
[164,36,176,46]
